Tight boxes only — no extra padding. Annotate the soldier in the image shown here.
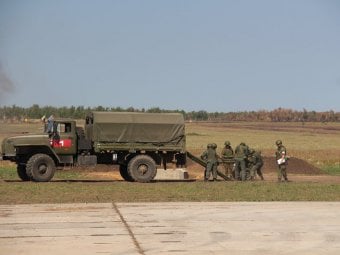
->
[221,141,234,180]
[234,142,249,181]
[211,143,219,180]
[248,149,264,181]
[46,114,55,134]
[201,143,219,181]
[275,140,288,182]
[201,144,211,179]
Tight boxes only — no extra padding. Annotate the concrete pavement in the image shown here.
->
[0,202,340,254]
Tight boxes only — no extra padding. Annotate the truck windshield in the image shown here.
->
[57,123,72,133]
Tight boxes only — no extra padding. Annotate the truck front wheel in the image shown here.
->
[127,155,157,183]
[17,164,31,181]
[26,154,56,182]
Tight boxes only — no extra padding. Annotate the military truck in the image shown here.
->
[1,112,186,182]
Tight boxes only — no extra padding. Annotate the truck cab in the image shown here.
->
[48,120,77,156]
[1,119,78,182]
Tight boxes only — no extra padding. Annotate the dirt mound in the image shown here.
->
[186,156,323,179]
[262,156,322,175]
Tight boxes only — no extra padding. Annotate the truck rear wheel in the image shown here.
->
[119,165,135,182]
[26,154,56,182]
[127,155,157,183]
[17,164,31,181]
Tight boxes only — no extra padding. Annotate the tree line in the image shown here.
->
[0,104,339,122]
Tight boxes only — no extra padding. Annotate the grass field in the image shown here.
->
[1,166,340,203]
[186,122,340,167]
[1,121,340,203]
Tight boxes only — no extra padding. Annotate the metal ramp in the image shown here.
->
[186,151,229,180]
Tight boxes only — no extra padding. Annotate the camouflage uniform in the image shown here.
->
[211,143,219,180]
[221,141,234,179]
[275,140,288,182]
[234,142,249,181]
[201,143,219,181]
[248,149,264,180]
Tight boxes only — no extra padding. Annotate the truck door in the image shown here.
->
[50,121,77,155]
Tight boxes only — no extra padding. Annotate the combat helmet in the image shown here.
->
[207,143,212,149]
[211,143,217,149]
[275,140,282,146]
[224,141,231,146]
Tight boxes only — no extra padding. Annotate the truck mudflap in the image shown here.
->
[186,151,229,180]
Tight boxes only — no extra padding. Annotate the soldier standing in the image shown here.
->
[46,114,55,135]
[221,141,234,180]
[248,149,264,180]
[201,143,219,181]
[211,143,219,181]
[275,140,288,182]
[234,142,249,181]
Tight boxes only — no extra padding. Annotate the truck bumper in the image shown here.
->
[1,154,16,161]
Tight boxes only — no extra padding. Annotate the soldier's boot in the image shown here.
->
[283,173,288,182]
[204,174,208,181]
[213,173,217,181]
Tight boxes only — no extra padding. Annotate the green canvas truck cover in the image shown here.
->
[86,112,185,147]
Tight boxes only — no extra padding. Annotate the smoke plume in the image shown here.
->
[0,63,15,103]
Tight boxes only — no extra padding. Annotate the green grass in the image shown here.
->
[0,165,91,180]
[1,180,339,204]
[1,167,339,204]
[0,165,17,180]
[54,169,85,179]
[322,165,340,176]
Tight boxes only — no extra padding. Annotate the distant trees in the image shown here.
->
[0,105,339,123]
[186,110,209,121]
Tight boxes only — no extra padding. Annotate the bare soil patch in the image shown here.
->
[262,156,322,175]
[73,156,338,184]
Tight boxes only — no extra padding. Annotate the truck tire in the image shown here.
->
[119,165,135,182]
[127,155,157,183]
[17,164,31,181]
[26,154,56,182]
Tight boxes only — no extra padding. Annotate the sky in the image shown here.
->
[0,0,340,112]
